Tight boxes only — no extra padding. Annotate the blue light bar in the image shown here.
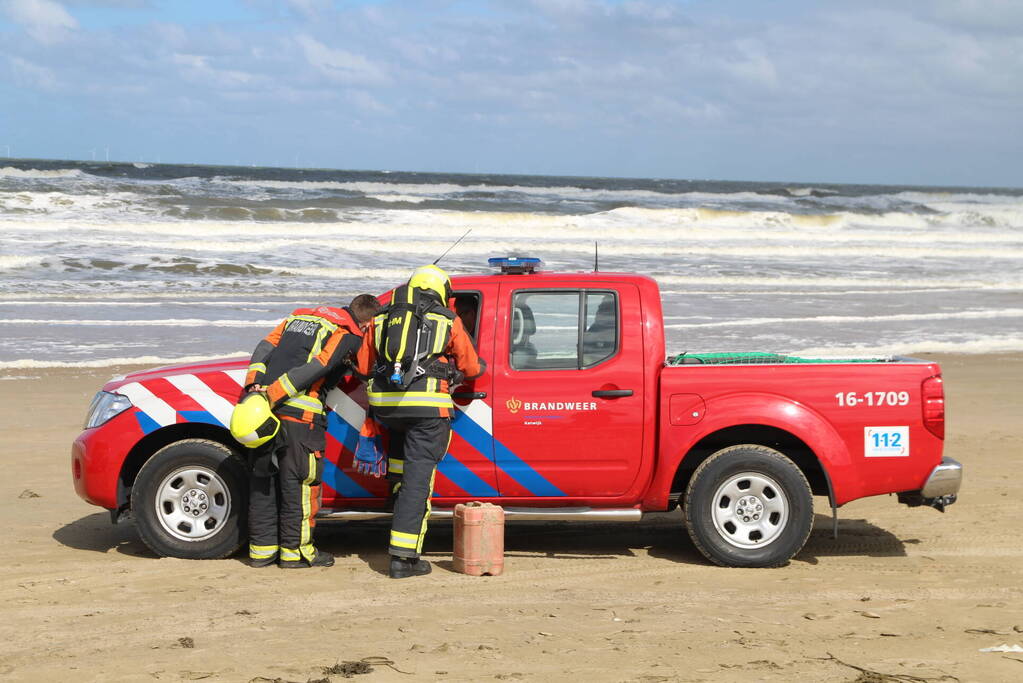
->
[488,256,544,274]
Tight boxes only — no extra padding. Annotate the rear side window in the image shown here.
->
[510,290,618,370]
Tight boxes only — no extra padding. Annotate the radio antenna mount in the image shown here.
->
[434,229,472,265]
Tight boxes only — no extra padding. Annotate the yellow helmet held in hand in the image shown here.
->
[408,264,452,302]
[229,392,280,448]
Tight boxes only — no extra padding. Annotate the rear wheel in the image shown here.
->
[684,444,813,568]
[131,439,248,559]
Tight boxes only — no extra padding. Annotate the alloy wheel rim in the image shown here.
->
[710,471,789,549]
[154,466,231,542]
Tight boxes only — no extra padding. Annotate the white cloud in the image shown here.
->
[171,52,255,88]
[295,34,389,86]
[7,55,59,90]
[1,0,78,44]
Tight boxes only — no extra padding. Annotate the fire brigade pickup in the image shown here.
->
[71,258,961,567]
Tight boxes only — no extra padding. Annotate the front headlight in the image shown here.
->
[84,391,133,429]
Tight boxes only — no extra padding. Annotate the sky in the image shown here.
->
[0,0,1021,186]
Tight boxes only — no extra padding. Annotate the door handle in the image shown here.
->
[592,389,633,398]
[452,391,487,400]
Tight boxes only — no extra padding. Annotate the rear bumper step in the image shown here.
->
[317,507,643,522]
[897,457,962,512]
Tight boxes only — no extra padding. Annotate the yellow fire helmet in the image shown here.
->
[229,392,280,448]
[408,264,452,302]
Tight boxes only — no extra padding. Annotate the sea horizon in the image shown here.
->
[2,157,1022,368]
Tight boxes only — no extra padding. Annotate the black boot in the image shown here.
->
[280,549,335,568]
[389,555,432,579]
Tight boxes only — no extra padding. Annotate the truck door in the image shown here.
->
[491,282,645,499]
[437,286,501,500]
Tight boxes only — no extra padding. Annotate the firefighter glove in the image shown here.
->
[353,416,387,478]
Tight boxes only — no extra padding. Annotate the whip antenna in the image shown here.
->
[594,241,599,272]
[434,229,472,265]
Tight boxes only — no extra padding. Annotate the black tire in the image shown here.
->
[684,444,813,568]
[131,439,248,559]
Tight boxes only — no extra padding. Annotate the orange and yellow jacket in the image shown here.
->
[245,306,363,425]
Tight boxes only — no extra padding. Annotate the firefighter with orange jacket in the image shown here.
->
[242,294,381,568]
[354,265,484,578]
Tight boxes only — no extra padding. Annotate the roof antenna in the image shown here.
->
[434,229,472,266]
[594,241,599,272]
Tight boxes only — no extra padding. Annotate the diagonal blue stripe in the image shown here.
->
[327,411,359,454]
[135,410,160,435]
[491,438,565,497]
[178,410,226,428]
[436,454,500,497]
[451,409,565,497]
[321,458,372,498]
[450,410,497,463]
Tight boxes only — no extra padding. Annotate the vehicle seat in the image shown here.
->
[511,303,538,368]
[584,299,616,351]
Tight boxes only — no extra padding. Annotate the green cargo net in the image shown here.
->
[666,352,893,366]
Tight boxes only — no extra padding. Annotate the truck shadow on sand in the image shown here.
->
[52,512,158,557]
[53,510,909,569]
[316,511,910,572]
[795,513,913,565]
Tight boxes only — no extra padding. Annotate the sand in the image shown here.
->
[0,353,1020,682]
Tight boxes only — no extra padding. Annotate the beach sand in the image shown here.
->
[0,354,1020,682]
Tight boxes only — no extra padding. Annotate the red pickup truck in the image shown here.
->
[71,259,961,568]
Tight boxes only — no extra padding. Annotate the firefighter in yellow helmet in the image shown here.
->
[239,293,381,568]
[355,265,485,578]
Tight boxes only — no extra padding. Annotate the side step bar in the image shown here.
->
[318,507,643,522]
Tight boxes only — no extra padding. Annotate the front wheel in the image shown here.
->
[131,439,248,559]
[684,444,813,568]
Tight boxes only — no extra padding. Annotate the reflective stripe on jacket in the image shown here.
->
[245,306,363,424]
[356,298,483,419]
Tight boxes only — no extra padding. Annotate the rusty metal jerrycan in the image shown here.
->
[453,502,505,576]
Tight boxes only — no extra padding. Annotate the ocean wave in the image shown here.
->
[651,273,1021,290]
[0,353,248,370]
[22,230,1020,260]
[6,213,1021,251]
[664,308,1023,329]
[211,177,804,207]
[895,190,1023,206]
[792,335,1023,357]
[0,166,84,179]
[0,318,282,327]
[783,187,839,197]
[0,255,43,270]
[0,299,314,307]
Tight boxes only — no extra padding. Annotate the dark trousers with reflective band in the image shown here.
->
[248,419,325,563]
[379,415,451,559]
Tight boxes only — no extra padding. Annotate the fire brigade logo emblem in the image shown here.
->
[506,397,522,414]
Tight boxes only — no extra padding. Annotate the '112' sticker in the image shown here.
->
[864,426,909,457]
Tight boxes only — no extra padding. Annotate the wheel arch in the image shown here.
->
[116,424,244,512]
[670,424,835,508]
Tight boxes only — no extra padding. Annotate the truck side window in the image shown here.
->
[453,292,480,341]
[510,290,618,370]
[582,291,617,366]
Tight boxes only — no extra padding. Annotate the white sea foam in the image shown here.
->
[0,353,248,369]
[5,205,1022,247]
[0,299,314,307]
[0,166,84,179]
[793,336,1023,357]
[652,274,1019,290]
[36,232,1023,260]
[664,309,1023,329]
[0,255,43,270]
[0,318,281,327]
[368,193,429,204]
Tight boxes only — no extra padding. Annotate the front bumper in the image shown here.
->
[897,457,962,512]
